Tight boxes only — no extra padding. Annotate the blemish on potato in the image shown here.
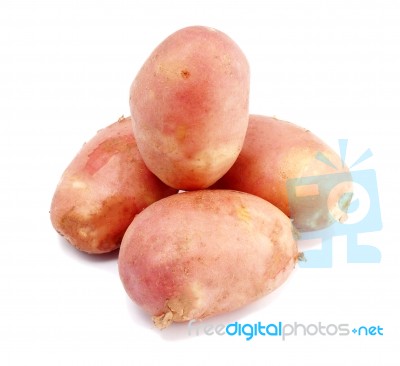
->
[152,311,173,329]
[279,170,288,180]
[166,281,203,322]
[236,205,252,224]
[180,69,190,79]
[71,180,87,190]
[147,89,155,100]
[270,220,283,247]
[175,125,187,141]
[78,227,90,238]
[85,137,134,175]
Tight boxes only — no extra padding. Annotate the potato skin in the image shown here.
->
[50,116,177,254]
[118,190,298,329]
[129,26,250,190]
[213,115,353,232]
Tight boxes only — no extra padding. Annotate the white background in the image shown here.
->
[1,0,399,365]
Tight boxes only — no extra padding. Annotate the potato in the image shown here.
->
[129,26,250,190]
[118,190,298,329]
[50,116,177,254]
[213,115,353,232]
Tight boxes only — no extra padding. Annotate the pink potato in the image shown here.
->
[129,26,250,190]
[213,115,353,232]
[50,116,177,254]
[118,190,298,329]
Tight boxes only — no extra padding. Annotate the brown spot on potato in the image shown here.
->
[175,125,187,141]
[280,170,288,180]
[180,69,190,79]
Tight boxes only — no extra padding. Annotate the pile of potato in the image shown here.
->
[50,26,352,329]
